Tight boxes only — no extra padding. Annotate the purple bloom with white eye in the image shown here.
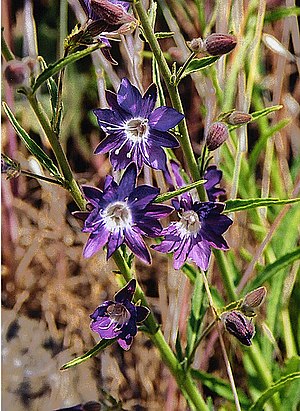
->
[93,78,184,171]
[90,279,150,350]
[74,163,173,264]
[152,194,232,270]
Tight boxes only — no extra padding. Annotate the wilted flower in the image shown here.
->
[206,122,229,151]
[221,310,255,346]
[203,33,237,56]
[90,279,150,350]
[94,78,183,170]
[240,286,267,317]
[74,163,173,263]
[226,111,252,125]
[152,194,232,270]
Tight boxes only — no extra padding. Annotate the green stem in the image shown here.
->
[175,51,196,84]
[21,170,64,186]
[1,29,15,61]
[214,249,237,301]
[133,0,205,200]
[27,93,86,209]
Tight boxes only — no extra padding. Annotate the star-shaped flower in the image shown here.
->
[74,163,173,264]
[93,78,184,171]
[152,194,232,270]
[90,279,150,350]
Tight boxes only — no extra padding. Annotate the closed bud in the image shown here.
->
[204,33,237,56]
[4,59,31,86]
[227,111,252,125]
[206,122,229,151]
[187,37,204,53]
[222,310,255,346]
[241,286,267,316]
[90,0,136,26]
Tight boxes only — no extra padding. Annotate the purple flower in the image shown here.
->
[221,311,255,346]
[90,279,150,350]
[93,78,184,171]
[203,165,226,201]
[74,163,173,264]
[152,195,232,270]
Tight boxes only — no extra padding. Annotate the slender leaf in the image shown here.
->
[155,31,174,38]
[60,339,116,370]
[265,6,300,23]
[32,43,103,93]
[224,197,300,213]
[249,372,300,411]
[191,369,251,407]
[38,56,58,116]
[2,102,62,180]
[228,105,283,132]
[154,179,205,203]
[181,56,220,78]
[245,247,300,291]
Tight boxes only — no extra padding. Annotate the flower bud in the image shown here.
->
[222,310,255,346]
[203,33,237,56]
[4,59,31,86]
[206,122,229,151]
[240,286,267,317]
[187,37,204,53]
[227,111,252,125]
[90,0,136,26]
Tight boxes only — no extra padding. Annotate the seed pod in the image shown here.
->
[227,111,252,125]
[206,122,229,151]
[222,310,255,346]
[204,33,237,56]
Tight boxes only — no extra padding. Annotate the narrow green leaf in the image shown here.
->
[60,339,116,370]
[155,31,174,38]
[191,369,251,407]
[38,56,58,115]
[265,6,300,23]
[2,102,62,180]
[175,331,184,362]
[249,372,300,411]
[32,43,103,93]
[224,197,300,213]
[154,179,205,203]
[182,56,220,78]
[245,247,300,291]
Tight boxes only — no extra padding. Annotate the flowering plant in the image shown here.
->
[2,1,299,410]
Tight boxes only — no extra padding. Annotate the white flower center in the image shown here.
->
[107,303,131,326]
[179,210,201,236]
[102,201,132,230]
[124,118,149,143]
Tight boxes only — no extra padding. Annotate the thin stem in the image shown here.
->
[1,29,15,61]
[20,170,64,186]
[27,93,86,209]
[217,322,242,411]
[175,51,196,84]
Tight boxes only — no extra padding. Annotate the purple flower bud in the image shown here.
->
[206,122,229,151]
[90,0,135,26]
[241,286,267,316]
[204,33,237,56]
[227,111,252,125]
[222,311,255,346]
[186,37,204,53]
[4,59,31,86]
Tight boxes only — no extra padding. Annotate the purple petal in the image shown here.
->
[90,316,122,339]
[128,185,159,209]
[94,131,126,155]
[107,229,125,258]
[115,279,136,302]
[149,107,184,131]
[141,140,168,170]
[142,203,174,219]
[118,335,133,350]
[139,83,157,117]
[117,163,137,200]
[135,216,163,236]
[90,301,113,319]
[93,108,124,132]
[83,231,109,258]
[82,185,103,206]
[117,78,143,117]
[136,306,150,322]
[109,140,135,170]
[189,241,212,271]
[124,228,151,264]
[72,211,90,221]
[173,236,192,269]
[148,129,179,148]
